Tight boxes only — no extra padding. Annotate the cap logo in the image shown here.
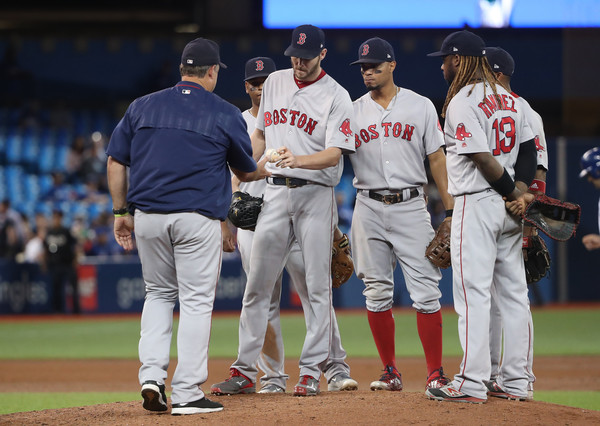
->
[361,44,369,56]
[452,47,458,52]
[255,60,264,71]
[386,54,391,58]
[186,59,193,64]
[493,64,499,69]
[297,33,307,45]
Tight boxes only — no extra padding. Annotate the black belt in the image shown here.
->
[268,177,314,188]
[367,188,419,204]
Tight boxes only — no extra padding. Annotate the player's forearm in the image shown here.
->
[107,156,128,209]
[428,149,455,210]
[295,147,342,170]
[469,151,522,201]
[232,157,271,182]
[231,174,241,192]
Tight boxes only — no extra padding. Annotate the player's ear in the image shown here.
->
[388,61,396,73]
[320,48,327,61]
[244,81,251,94]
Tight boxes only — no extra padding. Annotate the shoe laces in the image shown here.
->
[299,375,314,385]
[427,367,447,382]
[381,365,400,381]
[229,368,247,380]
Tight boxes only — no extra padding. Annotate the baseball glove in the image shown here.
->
[331,234,354,288]
[523,231,551,284]
[227,191,263,231]
[425,218,451,269]
[522,194,581,241]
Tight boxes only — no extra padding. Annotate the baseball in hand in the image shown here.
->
[266,148,282,163]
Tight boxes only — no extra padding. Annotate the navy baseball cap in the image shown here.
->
[486,47,515,77]
[284,24,325,59]
[427,30,486,57]
[181,38,227,69]
[580,147,600,178]
[244,57,276,81]
[350,37,395,65]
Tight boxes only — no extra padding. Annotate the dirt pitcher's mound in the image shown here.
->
[1,356,599,425]
[1,391,599,426]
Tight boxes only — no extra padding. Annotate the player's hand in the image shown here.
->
[221,220,237,252]
[114,215,135,251]
[256,156,272,179]
[582,234,600,251]
[504,191,534,216]
[275,146,299,168]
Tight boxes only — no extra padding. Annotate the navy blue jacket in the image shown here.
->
[107,81,256,220]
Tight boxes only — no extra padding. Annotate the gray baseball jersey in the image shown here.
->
[232,68,355,382]
[445,82,534,400]
[349,88,443,313]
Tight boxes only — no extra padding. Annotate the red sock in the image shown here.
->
[367,309,396,368]
[416,310,443,376]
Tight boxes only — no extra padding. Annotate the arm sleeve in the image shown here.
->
[447,100,489,155]
[325,88,356,154]
[226,109,257,173]
[106,105,134,166]
[514,138,537,186]
[423,98,445,155]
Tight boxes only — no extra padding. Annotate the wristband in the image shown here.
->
[529,179,546,194]
[112,207,129,216]
[114,212,129,218]
[490,168,516,197]
[445,209,453,218]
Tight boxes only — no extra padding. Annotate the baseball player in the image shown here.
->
[225,56,357,394]
[106,38,269,416]
[579,147,600,250]
[211,24,355,397]
[348,37,454,391]
[425,30,537,403]
[485,46,548,400]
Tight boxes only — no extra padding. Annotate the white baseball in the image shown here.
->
[266,148,281,163]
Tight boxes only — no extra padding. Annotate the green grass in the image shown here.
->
[0,307,599,414]
[2,392,139,414]
[2,308,599,359]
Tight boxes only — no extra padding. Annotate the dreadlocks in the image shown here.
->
[441,56,500,118]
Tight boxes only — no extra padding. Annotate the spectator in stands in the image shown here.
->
[0,220,24,260]
[23,213,47,264]
[43,210,80,314]
[65,135,87,183]
[0,199,26,246]
[42,172,78,202]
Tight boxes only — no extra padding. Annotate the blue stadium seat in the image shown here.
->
[5,130,23,164]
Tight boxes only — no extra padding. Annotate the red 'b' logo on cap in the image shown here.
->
[255,60,264,71]
[362,44,369,56]
[298,33,307,45]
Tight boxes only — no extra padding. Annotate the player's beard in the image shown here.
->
[365,81,382,92]
[293,58,321,82]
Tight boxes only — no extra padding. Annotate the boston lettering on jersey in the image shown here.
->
[478,93,518,119]
[354,122,415,148]
[264,109,318,135]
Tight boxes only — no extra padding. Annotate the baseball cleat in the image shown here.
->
[370,365,403,391]
[141,380,168,412]
[327,373,358,391]
[210,368,256,395]
[484,379,529,401]
[258,383,285,394]
[171,397,223,415]
[425,367,451,390]
[293,375,320,396]
[426,384,486,404]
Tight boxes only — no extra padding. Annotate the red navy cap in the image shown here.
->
[350,38,395,65]
[181,38,227,69]
[244,57,276,81]
[486,47,515,76]
[427,30,486,57]
[284,24,325,59]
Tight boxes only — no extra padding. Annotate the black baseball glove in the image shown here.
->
[522,230,551,284]
[227,191,263,231]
